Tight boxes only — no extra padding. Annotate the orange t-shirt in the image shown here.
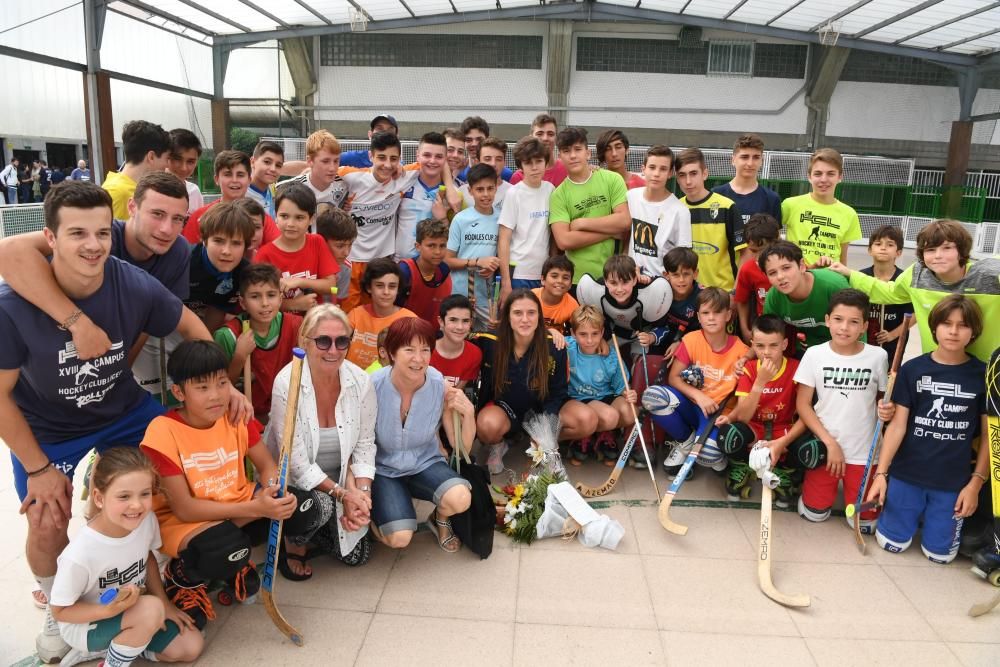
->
[532,288,579,333]
[675,330,749,406]
[141,412,260,557]
[346,305,417,369]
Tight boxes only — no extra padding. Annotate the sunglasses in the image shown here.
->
[307,335,351,351]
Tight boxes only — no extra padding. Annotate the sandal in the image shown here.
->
[32,588,47,609]
[426,510,461,554]
[278,547,313,581]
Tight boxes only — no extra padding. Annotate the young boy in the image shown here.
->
[346,258,417,369]
[675,147,746,291]
[247,141,285,218]
[396,131,449,260]
[562,305,638,465]
[182,151,279,246]
[790,289,888,527]
[761,240,851,356]
[642,288,749,477]
[459,137,511,210]
[858,225,913,363]
[254,184,339,313]
[576,254,673,358]
[510,113,567,186]
[712,133,781,226]
[783,147,861,266]
[364,328,391,374]
[627,145,691,278]
[276,130,348,217]
[214,264,303,421]
[186,200,255,332]
[868,296,987,563]
[662,247,703,360]
[446,163,501,330]
[457,116,513,182]
[830,219,1000,363]
[167,128,204,214]
[103,120,171,219]
[398,218,452,329]
[141,341,318,629]
[532,255,579,334]
[734,213,781,343]
[430,294,483,389]
[316,206,356,307]
[716,314,805,506]
[596,129,644,189]
[498,136,555,302]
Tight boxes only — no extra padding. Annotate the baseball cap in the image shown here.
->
[370,114,398,130]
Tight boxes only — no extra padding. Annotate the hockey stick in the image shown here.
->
[969,349,1000,617]
[261,348,306,647]
[759,482,811,607]
[576,422,640,497]
[852,313,911,554]
[242,321,253,404]
[659,394,733,535]
[611,333,659,497]
[158,336,169,407]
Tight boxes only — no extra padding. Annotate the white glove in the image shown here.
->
[748,442,772,477]
[759,469,780,489]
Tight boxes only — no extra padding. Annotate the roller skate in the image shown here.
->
[971,546,1000,587]
[725,461,754,501]
[215,561,261,607]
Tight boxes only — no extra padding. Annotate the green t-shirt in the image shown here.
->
[549,169,628,283]
[763,268,851,352]
[213,313,285,358]
[782,194,861,266]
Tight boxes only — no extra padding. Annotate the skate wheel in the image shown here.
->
[217,590,233,606]
[740,486,752,499]
[989,570,1000,587]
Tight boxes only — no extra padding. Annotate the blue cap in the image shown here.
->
[370,114,398,130]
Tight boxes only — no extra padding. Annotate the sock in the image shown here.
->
[105,641,146,667]
[140,649,160,662]
[36,574,55,599]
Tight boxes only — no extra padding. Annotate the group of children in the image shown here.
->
[26,115,1000,666]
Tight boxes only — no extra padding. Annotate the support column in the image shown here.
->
[212,45,231,151]
[546,20,573,127]
[280,37,316,135]
[83,0,112,183]
[942,69,980,219]
[804,45,851,150]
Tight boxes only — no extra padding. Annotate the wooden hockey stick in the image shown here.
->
[969,591,1000,618]
[242,321,252,404]
[759,483,811,607]
[576,422,640,497]
[611,333,659,497]
[659,395,732,535]
[158,336,169,407]
[261,348,306,647]
[853,314,911,554]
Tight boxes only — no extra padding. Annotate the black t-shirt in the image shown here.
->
[186,243,246,317]
[859,265,912,363]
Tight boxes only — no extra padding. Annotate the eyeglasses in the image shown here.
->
[307,335,351,351]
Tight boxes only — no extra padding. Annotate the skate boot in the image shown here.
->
[725,461,754,501]
[595,431,618,466]
[36,606,69,664]
[164,559,216,630]
[216,561,261,606]
[959,514,993,558]
[568,438,590,466]
[772,467,799,510]
[971,546,1000,587]
[662,433,696,480]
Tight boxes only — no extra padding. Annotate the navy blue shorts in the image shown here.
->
[877,475,963,562]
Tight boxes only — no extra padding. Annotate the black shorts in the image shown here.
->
[581,395,616,406]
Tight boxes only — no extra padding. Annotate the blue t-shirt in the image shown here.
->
[458,165,513,184]
[712,183,781,226]
[859,265,912,364]
[0,257,183,443]
[111,220,191,300]
[339,150,372,169]
[890,353,986,492]
[447,206,499,323]
[566,336,626,401]
[371,365,446,478]
[665,283,702,343]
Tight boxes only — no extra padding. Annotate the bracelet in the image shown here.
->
[358,485,371,493]
[57,309,84,331]
[972,472,988,484]
[874,472,889,479]
[27,461,53,477]
[326,482,344,501]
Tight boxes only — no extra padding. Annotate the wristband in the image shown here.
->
[57,309,84,331]
[972,472,988,484]
[27,461,53,477]
[874,471,889,480]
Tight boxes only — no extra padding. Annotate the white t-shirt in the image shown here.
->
[460,180,511,213]
[277,172,349,211]
[50,512,160,648]
[626,188,691,278]
[497,180,554,281]
[341,170,419,262]
[185,180,204,215]
[793,342,888,463]
[397,176,442,260]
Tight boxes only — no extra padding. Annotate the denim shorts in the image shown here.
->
[371,460,470,535]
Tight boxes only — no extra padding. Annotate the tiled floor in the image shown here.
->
[3,246,999,665]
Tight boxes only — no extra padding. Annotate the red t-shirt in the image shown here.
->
[734,257,770,317]
[735,357,799,440]
[510,160,567,187]
[182,200,279,246]
[254,234,339,299]
[431,342,482,386]
[223,313,303,419]
[398,259,452,330]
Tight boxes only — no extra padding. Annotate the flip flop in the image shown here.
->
[278,549,313,581]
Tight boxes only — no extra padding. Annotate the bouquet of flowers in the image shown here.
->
[493,471,565,545]
[521,412,566,476]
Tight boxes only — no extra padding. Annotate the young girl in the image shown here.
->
[49,448,203,667]
[474,289,588,474]
[562,305,637,466]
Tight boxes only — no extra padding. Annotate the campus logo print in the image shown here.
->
[75,362,99,385]
[99,559,146,588]
[913,376,974,439]
[57,340,127,408]
[915,376,977,399]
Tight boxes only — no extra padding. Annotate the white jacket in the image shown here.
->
[265,357,377,554]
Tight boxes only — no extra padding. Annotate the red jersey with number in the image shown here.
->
[430,342,482,386]
[398,259,452,331]
[254,234,339,301]
[735,356,799,440]
[734,258,770,317]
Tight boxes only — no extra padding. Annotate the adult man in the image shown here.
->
[0,181,211,662]
[340,114,399,168]
[1,157,19,204]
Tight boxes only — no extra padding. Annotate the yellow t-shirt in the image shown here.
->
[102,171,137,220]
[346,305,417,369]
[783,194,861,265]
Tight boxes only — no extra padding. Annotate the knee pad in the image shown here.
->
[921,544,957,564]
[696,438,725,466]
[179,521,251,583]
[284,487,334,542]
[797,496,831,523]
[790,435,826,470]
[876,529,912,554]
[718,422,754,457]
[642,385,678,416]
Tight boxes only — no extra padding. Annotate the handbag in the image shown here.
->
[447,452,495,560]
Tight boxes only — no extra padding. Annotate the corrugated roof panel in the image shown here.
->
[683,0,742,20]
[832,0,929,37]
[728,0,799,24]
[769,0,861,31]
[362,0,436,20]
[144,0,246,34]
[863,1,985,43]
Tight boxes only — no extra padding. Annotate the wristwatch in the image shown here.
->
[359,485,371,493]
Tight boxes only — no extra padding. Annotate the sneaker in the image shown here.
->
[662,434,695,478]
[58,647,104,667]
[569,438,590,466]
[37,607,69,664]
[725,461,754,501]
[164,560,216,630]
[487,441,509,475]
[595,432,618,463]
